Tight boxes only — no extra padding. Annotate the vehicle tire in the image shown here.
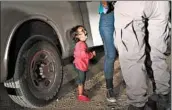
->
[4,35,62,108]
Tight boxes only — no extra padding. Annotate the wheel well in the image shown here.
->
[7,19,62,79]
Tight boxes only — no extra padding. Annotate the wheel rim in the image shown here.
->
[30,50,56,91]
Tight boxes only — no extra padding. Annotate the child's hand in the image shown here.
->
[92,51,96,56]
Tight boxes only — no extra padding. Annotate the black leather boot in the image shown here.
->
[128,105,144,110]
[144,98,157,110]
[147,93,171,110]
[157,93,171,110]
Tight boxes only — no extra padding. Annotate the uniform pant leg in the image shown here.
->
[114,1,148,107]
[145,1,171,95]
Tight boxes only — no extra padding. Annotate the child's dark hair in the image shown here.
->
[70,25,87,43]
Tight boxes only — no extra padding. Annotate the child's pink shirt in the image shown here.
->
[73,41,94,72]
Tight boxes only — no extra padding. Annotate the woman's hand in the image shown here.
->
[102,1,108,8]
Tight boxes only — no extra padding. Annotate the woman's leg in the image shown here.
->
[99,12,116,80]
[99,11,116,102]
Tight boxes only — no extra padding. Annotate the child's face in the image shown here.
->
[76,27,87,42]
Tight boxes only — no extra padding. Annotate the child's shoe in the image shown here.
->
[77,95,90,102]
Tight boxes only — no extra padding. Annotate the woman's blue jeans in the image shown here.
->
[99,11,116,79]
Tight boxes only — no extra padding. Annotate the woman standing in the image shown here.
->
[99,1,117,103]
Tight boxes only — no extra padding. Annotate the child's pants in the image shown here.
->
[114,1,170,107]
[73,64,86,85]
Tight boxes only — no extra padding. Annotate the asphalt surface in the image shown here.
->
[0,54,171,110]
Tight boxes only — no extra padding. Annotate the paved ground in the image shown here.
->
[0,53,171,110]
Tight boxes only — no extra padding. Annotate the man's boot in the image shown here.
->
[157,93,171,110]
[144,98,157,110]
[128,105,144,110]
[147,93,171,110]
